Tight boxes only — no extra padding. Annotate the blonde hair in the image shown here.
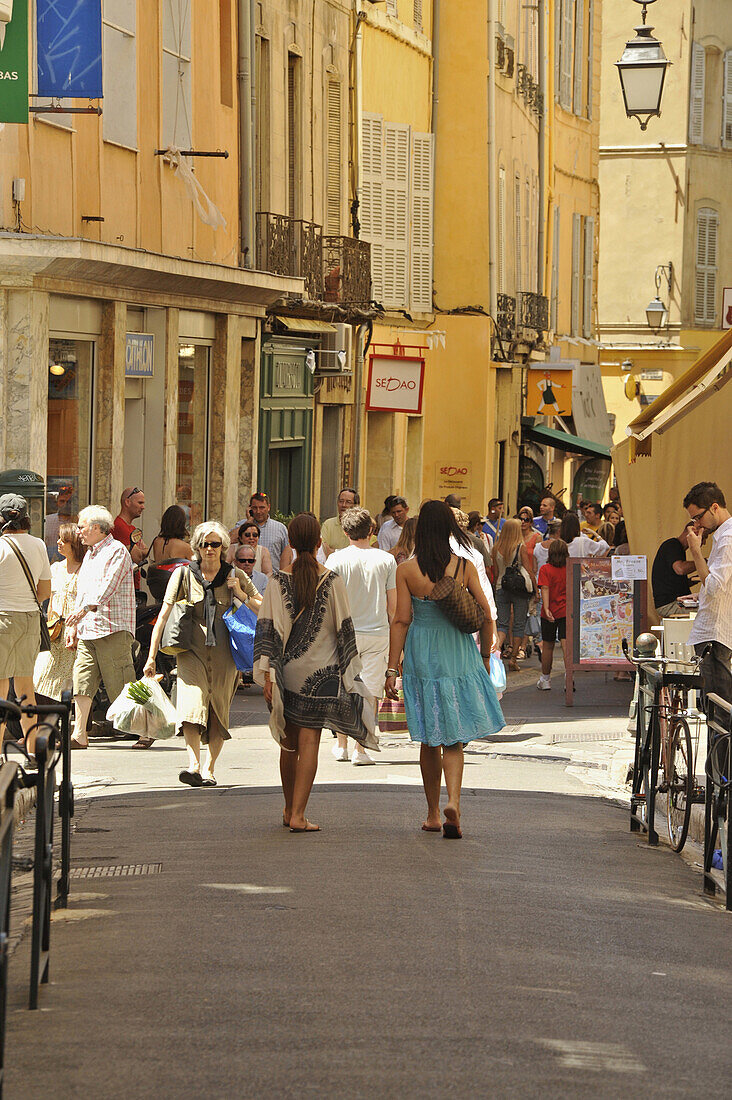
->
[190,520,230,562]
[493,517,523,565]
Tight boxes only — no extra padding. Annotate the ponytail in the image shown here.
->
[287,512,322,610]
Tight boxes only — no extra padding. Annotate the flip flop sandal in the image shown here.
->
[442,822,463,839]
[421,824,442,832]
[179,769,204,787]
[132,738,154,749]
[200,776,217,787]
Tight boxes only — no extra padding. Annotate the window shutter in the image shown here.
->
[325,81,342,234]
[583,215,594,338]
[551,205,560,331]
[586,0,594,118]
[514,176,522,297]
[287,56,299,217]
[689,42,705,145]
[524,178,531,291]
[695,208,718,326]
[361,114,385,303]
[573,0,584,115]
[560,0,574,108]
[413,0,423,32]
[386,0,397,15]
[571,213,581,336]
[554,0,562,99]
[383,122,410,310]
[102,1,137,148]
[410,132,433,313]
[723,51,732,147]
[498,167,506,294]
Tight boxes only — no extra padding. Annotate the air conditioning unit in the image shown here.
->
[318,323,353,373]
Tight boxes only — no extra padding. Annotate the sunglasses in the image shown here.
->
[201,540,222,549]
[126,486,142,500]
[236,557,255,564]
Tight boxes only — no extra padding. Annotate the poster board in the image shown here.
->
[564,557,647,706]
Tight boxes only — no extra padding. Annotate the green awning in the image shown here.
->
[521,418,611,460]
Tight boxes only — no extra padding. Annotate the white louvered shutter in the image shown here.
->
[410,132,433,314]
[573,0,584,115]
[689,43,705,145]
[325,81,342,234]
[551,205,560,331]
[571,213,581,336]
[560,0,574,108]
[361,114,385,303]
[498,167,506,294]
[586,0,594,118]
[413,0,423,32]
[386,0,397,15]
[383,122,410,310]
[695,208,718,326]
[514,176,522,297]
[723,51,732,147]
[524,178,531,291]
[583,215,594,338]
[554,0,562,100]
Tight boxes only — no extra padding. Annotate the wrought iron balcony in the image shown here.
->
[322,236,371,307]
[518,291,549,334]
[255,213,323,300]
[496,293,516,341]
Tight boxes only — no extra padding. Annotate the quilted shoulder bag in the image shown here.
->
[429,556,485,634]
[2,536,51,651]
[160,566,196,655]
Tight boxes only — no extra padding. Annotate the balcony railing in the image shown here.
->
[256,213,371,308]
[497,293,516,341]
[518,291,549,334]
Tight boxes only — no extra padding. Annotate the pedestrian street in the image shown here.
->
[4,669,729,1098]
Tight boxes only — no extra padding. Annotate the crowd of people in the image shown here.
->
[1,476,729,838]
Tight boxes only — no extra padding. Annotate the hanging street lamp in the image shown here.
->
[645,262,673,330]
[616,0,670,130]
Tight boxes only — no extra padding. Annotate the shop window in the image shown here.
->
[46,338,94,553]
[176,345,211,531]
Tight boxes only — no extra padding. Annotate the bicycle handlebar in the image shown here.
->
[0,697,21,720]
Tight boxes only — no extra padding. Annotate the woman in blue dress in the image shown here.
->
[385,501,504,839]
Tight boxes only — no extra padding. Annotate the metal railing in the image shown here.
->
[256,213,371,307]
[496,293,516,341]
[322,235,371,306]
[703,693,731,909]
[0,760,18,1099]
[518,291,549,334]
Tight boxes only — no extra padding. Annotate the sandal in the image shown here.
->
[132,737,154,749]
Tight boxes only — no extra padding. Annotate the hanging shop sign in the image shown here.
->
[0,0,28,124]
[571,363,614,450]
[525,366,573,416]
[37,0,102,98]
[125,333,154,378]
[723,288,732,330]
[435,463,472,501]
[366,355,425,415]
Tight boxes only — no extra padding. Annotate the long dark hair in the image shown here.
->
[560,512,580,543]
[159,505,187,541]
[287,513,321,610]
[414,500,471,583]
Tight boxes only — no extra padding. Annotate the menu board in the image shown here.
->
[565,558,646,706]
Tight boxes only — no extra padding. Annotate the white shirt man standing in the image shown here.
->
[377,497,409,552]
[684,481,732,705]
[328,507,397,764]
[321,487,359,558]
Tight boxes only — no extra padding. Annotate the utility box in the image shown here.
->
[0,469,45,534]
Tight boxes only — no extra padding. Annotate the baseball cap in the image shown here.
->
[0,494,28,525]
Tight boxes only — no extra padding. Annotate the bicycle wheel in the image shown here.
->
[666,717,693,852]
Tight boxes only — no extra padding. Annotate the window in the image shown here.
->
[386,0,398,16]
[102,0,137,147]
[583,215,594,338]
[559,0,573,109]
[586,0,594,118]
[177,344,211,531]
[46,338,95,551]
[514,175,522,296]
[550,205,560,331]
[695,207,718,326]
[162,0,192,147]
[361,114,434,313]
[413,0,423,33]
[255,36,270,212]
[689,42,705,145]
[497,167,506,294]
[287,54,301,219]
[325,80,342,234]
[524,177,531,291]
[571,212,582,336]
[219,0,233,108]
[573,0,584,115]
[723,50,732,148]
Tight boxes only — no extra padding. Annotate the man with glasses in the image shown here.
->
[684,481,732,705]
[112,487,148,594]
[233,547,268,595]
[321,487,359,559]
[246,493,292,570]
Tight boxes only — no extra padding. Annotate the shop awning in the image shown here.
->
[273,316,336,334]
[521,417,611,459]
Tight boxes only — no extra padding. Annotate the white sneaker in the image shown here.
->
[351,749,375,766]
[331,744,348,762]
[536,675,551,691]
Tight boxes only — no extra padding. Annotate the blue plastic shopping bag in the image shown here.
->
[489,651,507,693]
[223,602,258,671]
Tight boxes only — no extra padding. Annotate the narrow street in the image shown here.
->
[4,671,729,1097]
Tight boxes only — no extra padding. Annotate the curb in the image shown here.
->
[14,783,36,828]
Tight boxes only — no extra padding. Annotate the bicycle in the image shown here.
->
[703,692,731,910]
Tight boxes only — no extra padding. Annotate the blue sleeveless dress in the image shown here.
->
[402,597,505,747]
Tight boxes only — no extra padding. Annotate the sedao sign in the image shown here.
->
[0,0,28,124]
[125,333,154,378]
[366,354,425,415]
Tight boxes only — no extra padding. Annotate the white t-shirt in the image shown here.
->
[327,546,397,635]
[0,533,52,612]
[568,535,609,558]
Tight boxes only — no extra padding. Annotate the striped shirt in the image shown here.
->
[74,533,136,640]
[688,516,732,650]
[256,517,289,570]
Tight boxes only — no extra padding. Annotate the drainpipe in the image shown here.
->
[487,0,498,318]
[238,0,255,268]
[353,5,365,236]
[431,0,440,131]
[537,0,546,295]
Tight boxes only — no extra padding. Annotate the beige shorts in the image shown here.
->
[355,632,389,699]
[0,610,41,678]
[73,631,135,703]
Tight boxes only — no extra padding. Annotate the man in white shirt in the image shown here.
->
[328,507,397,764]
[684,481,732,705]
[377,496,409,552]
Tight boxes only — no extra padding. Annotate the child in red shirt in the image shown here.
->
[536,538,569,690]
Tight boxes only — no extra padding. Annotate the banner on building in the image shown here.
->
[37,0,102,98]
[125,333,154,378]
[0,0,29,124]
[526,366,573,417]
[366,355,425,415]
[571,363,614,450]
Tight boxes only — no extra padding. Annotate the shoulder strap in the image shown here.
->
[1,536,43,612]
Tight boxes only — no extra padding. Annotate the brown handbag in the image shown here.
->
[429,556,485,634]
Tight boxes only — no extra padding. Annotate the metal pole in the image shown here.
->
[238,0,255,268]
[537,0,546,295]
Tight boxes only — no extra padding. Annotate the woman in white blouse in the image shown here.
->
[560,513,609,557]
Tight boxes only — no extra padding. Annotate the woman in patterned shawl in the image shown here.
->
[254,512,377,832]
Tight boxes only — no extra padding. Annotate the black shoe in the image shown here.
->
[179,769,204,787]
